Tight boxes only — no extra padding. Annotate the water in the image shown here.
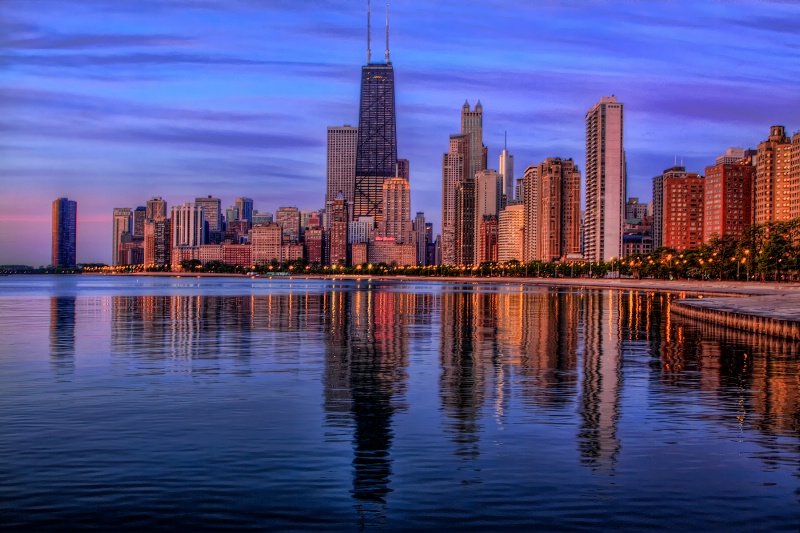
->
[1,275,798,531]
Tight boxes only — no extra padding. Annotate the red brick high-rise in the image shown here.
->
[662,172,704,251]
[703,161,754,243]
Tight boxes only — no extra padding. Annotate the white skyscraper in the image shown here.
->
[499,133,514,203]
[171,203,205,248]
[584,96,625,262]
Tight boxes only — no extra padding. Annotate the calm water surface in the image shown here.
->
[1,275,798,530]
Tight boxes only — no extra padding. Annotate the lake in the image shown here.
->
[1,275,798,530]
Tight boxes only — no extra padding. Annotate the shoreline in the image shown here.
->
[81,272,800,339]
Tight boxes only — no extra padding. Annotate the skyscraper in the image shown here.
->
[276,207,301,244]
[326,125,359,215]
[171,203,205,249]
[497,203,524,263]
[499,133,514,203]
[380,177,412,243]
[353,3,397,223]
[474,169,501,263]
[523,159,581,262]
[52,198,77,268]
[132,206,147,239]
[441,133,470,264]
[235,197,253,225]
[584,96,625,262]
[195,195,222,232]
[461,101,487,181]
[112,208,132,267]
[329,194,349,266]
[145,196,167,222]
[414,212,426,266]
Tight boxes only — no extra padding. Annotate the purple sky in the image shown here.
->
[2,0,799,265]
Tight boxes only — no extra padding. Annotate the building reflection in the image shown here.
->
[577,290,622,472]
[666,312,800,439]
[49,296,76,378]
[439,289,486,460]
[321,286,411,522]
[516,289,579,409]
[110,293,327,375]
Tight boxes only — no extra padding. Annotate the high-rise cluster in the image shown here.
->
[440,98,595,266]
[650,125,800,253]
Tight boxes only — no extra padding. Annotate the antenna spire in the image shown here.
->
[504,131,507,150]
[367,0,371,64]
[385,2,390,63]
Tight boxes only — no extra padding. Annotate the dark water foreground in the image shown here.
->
[1,276,798,531]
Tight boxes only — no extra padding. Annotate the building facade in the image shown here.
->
[584,96,625,262]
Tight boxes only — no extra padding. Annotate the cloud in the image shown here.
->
[2,33,195,50]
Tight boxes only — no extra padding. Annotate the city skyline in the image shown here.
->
[2,1,799,265]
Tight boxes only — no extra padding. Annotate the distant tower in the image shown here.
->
[235,197,254,225]
[132,206,147,239]
[353,1,397,223]
[461,100,487,181]
[52,198,77,268]
[276,207,301,244]
[145,196,167,221]
[584,96,625,262]
[414,212,427,266]
[195,195,222,232]
[499,132,514,203]
[112,207,132,267]
[171,203,205,248]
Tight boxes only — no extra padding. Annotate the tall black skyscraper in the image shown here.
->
[52,197,77,267]
[353,1,397,223]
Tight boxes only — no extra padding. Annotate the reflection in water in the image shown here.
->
[91,284,800,528]
[322,288,412,523]
[578,290,622,472]
[50,297,76,377]
[440,290,484,460]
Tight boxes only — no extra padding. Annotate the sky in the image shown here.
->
[2,0,799,266]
